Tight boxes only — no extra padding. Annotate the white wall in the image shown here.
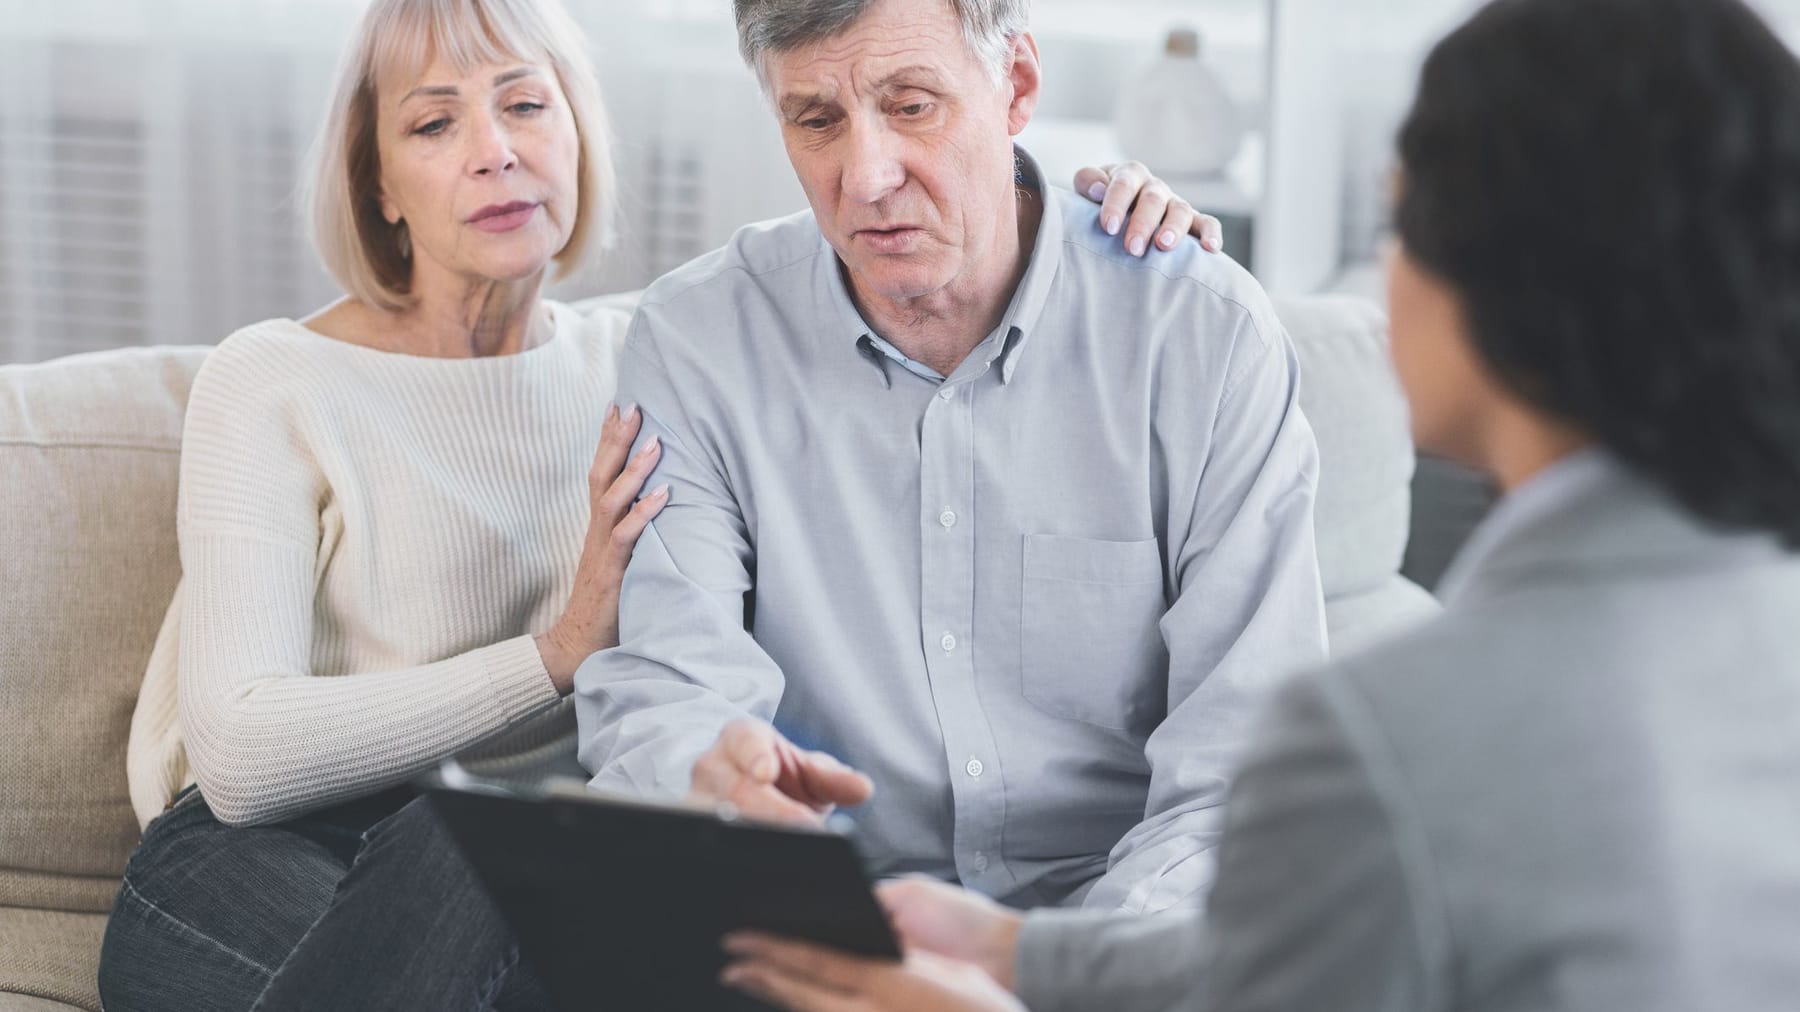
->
[6,0,1800,361]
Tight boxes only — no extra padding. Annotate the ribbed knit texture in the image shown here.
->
[125,301,626,828]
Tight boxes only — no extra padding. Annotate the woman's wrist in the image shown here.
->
[532,629,581,695]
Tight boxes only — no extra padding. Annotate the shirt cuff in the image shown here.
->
[1016,908,1130,1012]
[1015,907,1203,1012]
[484,634,563,726]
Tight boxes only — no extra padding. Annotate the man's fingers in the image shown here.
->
[688,748,739,802]
[721,719,781,783]
[794,750,874,808]
[730,780,827,826]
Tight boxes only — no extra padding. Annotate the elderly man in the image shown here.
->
[575,0,1326,915]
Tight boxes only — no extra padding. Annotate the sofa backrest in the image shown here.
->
[0,347,206,913]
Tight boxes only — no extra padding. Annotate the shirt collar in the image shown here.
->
[1435,446,1616,605]
[995,147,1063,384]
[819,145,1065,388]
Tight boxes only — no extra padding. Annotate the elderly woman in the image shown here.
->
[719,0,1800,1010]
[95,0,1216,1007]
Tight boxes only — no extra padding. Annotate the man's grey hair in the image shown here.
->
[734,0,1030,90]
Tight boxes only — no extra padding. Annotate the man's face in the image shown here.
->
[765,0,1038,304]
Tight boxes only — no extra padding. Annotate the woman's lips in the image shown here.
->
[468,201,539,233]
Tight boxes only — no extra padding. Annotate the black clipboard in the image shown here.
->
[423,762,901,1011]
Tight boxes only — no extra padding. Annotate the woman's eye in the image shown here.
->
[414,118,450,137]
[509,102,545,116]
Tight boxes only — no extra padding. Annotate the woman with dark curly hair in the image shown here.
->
[713,1,1800,1010]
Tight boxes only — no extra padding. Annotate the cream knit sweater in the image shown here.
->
[126,301,626,828]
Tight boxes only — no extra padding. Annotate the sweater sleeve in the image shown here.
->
[174,334,562,827]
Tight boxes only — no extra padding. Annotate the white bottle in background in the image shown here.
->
[1116,27,1245,178]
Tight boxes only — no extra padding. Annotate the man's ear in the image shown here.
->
[1005,32,1042,137]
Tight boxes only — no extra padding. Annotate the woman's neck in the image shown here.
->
[391,266,551,358]
[306,263,554,359]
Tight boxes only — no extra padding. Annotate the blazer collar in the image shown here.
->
[1442,452,1791,608]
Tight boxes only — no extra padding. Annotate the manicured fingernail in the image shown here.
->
[751,755,775,780]
[1129,236,1146,256]
[650,483,669,499]
[1105,214,1122,235]
[623,403,639,422]
[1159,230,1176,248]
[640,434,660,455]
[1086,181,1106,201]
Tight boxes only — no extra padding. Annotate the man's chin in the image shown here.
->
[844,259,953,304]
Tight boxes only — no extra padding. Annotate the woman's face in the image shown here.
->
[374,55,580,290]
[1385,239,1493,465]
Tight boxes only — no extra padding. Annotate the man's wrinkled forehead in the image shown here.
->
[766,0,970,107]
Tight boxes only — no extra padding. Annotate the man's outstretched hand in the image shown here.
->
[687,718,873,826]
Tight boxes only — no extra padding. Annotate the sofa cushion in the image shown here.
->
[0,347,206,917]
[0,908,105,1011]
[1273,295,1417,601]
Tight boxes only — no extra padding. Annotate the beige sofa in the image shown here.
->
[0,294,1434,1010]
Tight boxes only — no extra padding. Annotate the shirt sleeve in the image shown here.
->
[1014,907,1206,1012]
[573,308,789,797]
[176,340,562,828]
[1017,668,1440,1012]
[1083,312,1331,913]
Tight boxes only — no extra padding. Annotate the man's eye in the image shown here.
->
[898,103,930,117]
[800,117,832,131]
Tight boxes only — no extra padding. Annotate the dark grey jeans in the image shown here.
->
[97,787,548,1011]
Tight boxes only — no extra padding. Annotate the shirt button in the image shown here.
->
[938,509,957,528]
[972,852,990,872]
[965,758,984,778]
[940,633,957,652]
[937,387,954,400]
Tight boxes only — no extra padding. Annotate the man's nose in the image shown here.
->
[840,120,905,204]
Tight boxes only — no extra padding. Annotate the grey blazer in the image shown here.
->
[1017,456,1800,1012]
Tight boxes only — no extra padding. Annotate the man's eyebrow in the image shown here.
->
[874,66,948,91]
[779,92,830,119]
[776,65,946,118]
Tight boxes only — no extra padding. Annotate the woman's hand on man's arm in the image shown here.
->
[535,402,667,694]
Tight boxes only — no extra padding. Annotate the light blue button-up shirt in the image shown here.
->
[575,152,1327,913]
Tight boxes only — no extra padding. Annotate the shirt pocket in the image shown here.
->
[1020,534,1167,731]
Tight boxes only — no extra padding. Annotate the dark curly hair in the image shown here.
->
[1396,0,1800,546]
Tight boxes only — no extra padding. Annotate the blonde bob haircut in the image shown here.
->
[303,0,614,312]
